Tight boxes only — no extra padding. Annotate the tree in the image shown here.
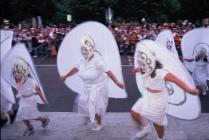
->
[52,0,72,24]
[177,0,209,20]
[9,0,56,24]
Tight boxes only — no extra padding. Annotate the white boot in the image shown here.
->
[91,124,103,131]
[136,125,152,138]
[157,137,163,140]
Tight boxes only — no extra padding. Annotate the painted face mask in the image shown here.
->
[12,58,29,84]
[137,44,156,78]
[166,39,173,51]
[80,35,95,61]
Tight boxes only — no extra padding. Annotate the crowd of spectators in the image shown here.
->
[111,21,208,55]
[2,20,208,58]
[4,24,71,57]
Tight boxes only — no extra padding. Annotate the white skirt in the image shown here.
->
[15,97,42,121]
[132,90,168,126]
[76,80,108,122]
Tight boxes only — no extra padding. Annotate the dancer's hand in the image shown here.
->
[189,88,199,95]
[116,81,125,89]
[43,100,49,104]
[60,75,67,81]
[132,68,140,76]
[16,93,21,99]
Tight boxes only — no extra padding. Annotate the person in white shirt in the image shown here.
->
[61,35,125,131]
[131,48,199,140]
[13,58,50,136]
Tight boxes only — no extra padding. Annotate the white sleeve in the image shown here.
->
[96,55,110,72]
[75,58,82,69]
[157,69,169,79]
[28,77,37,93]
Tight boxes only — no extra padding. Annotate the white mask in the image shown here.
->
[137,44,156,77]
[80,35,95,61]
[12,58,29,84]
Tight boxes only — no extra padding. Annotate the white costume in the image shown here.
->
[15,77,42,121]
[76,53,110,122]
[132,69,169,125]
[57,21,126,127]
[134,40,200,120]
[181,28,209,95]
[1,43,48,121]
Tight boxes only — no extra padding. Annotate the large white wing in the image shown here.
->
[181,28,209,72]
[0,30,15,103]
[156,29,179,58]
[2,43,47,104]
[135,40,201,120]
[57,21,127,98]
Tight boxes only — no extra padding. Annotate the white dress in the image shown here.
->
[76,53,110,122]
[15,77,42,121]
[132,69,169,126]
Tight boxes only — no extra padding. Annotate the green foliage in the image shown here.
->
[52,0,72,24]
[1,0,208,24]
[4,0,56,23]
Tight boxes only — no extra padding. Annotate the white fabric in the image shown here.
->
[1,95,13,113]
[132,69,169,125]
[156,29,179,58]
[134,40,201,120]
[1,43,47,104]
[0,30,15,103]
[75,53,109,122]
[57,21,127,98]
[15,77,42,121]
[192,60,208,86]
[181,28,209,72]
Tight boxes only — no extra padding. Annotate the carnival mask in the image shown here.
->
[12,58,29,84]
[80,35,95,61]
[137,44,156,77]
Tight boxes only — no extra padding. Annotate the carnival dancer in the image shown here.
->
[61,35,125,131]
[131,41,199,140]
[12,58,50,136]
[181,28,209,96]
[1,43,50,136]
[184,47,209,95]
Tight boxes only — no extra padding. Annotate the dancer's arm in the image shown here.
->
[35,85,48,104]
[106,71,125,89]
[165,73,199,95]
[60,67,79,81]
